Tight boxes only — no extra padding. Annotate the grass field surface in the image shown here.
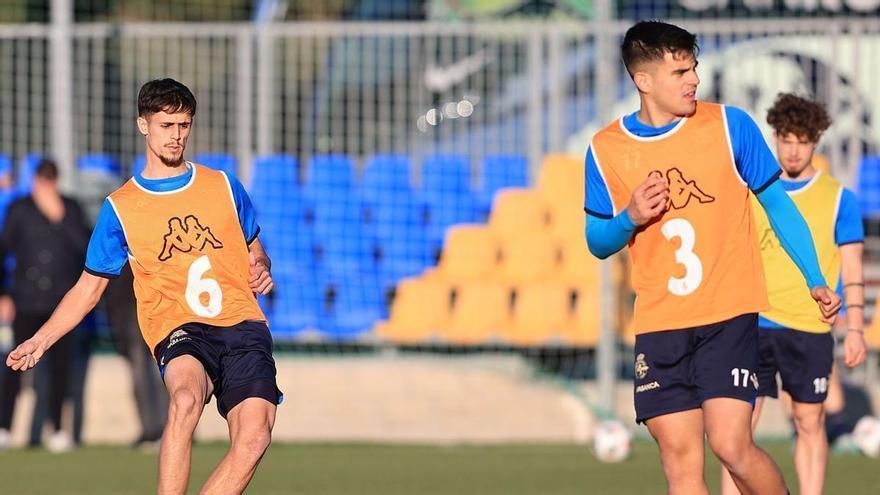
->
[1,441,878,494]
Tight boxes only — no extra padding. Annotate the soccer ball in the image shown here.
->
[853,415,880,458]
[592,420,632,463]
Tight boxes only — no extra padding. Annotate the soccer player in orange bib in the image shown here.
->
[6,79,279,494]
[585,22,841,494]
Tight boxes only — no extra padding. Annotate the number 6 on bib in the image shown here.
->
[185,255,223,317]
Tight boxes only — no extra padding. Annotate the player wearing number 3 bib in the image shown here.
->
[5,79,280,494]
[584,22,841,495]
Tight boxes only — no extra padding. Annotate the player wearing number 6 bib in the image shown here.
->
[5,78,279,495]
[584,22,841,495]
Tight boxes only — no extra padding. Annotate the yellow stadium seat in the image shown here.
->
[488,188,550,242]
[536,154,583,205]
[437,225,499,282]
[562,285,601,347]
[376,278,451,343]
[555,234,600,287]
[442,281,511,344]
[499,234,559,285]
[536,155,586,239]
[506,283,571,346]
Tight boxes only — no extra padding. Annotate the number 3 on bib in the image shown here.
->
[185,255,223,317]
[661,218,703,296]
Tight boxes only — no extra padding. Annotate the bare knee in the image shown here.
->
[708,433,752,469]
[232,428,272,461]
[167,389,202,428]
[793,410,825,438]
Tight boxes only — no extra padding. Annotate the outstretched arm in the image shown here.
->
[6,271,109,371]
[756,181,841,322]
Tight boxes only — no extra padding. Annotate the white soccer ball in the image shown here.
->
[853,415,880,458]
[592,420,632,463]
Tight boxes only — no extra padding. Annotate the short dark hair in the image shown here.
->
[137,78,197,117]
[622,21,699,76]
[35,158,58,181]
[766,93,831,143]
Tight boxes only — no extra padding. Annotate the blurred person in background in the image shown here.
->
[720,93,866,495]
[0,158,91,452]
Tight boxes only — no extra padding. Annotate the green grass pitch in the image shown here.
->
[1,441,878,494]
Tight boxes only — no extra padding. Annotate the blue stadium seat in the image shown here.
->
[370,193,430,285]
[321,271,383,340]
[193,153,238,177]
[858,156,880,217]
[420,154,471,199]
[77,153,120,176]
[16,154,43,194]
[131,155,146,176]
[479,154,528,214]
[360,154,412,205]
[250,154,299,193]
[312,199,373,273]
[423,192,479,257]
[0,155,14,223]
[266,268,322,338]
[304,154,355,199]
[0,154,13,178]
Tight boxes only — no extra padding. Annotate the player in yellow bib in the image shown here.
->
[720,94,867,495]
[6,79,279,494]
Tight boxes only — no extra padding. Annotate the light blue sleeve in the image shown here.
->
[584,146,614,219]
[224,171,261,244]
[725,106,782,193]
[835,188,864,246]
[84,200,129,278]
[585,212,636,259]
[756,181,825,289]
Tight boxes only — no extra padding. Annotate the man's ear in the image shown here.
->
[137,116,149,136]
[633,70,652,94]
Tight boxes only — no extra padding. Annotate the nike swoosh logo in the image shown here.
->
[159,355,165,366]
[425,49,490,93]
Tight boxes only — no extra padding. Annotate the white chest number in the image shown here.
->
[185,255,223,317]
[661,219,703,296]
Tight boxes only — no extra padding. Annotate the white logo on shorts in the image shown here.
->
[635,353,649,380]
[168,329,191,348]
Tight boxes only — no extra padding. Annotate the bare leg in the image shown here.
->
[704,397,787,495]
[158,356,212,495]
[719,397,765,495]
[645,409,709,495]
[791,401,827,495]
[199,397,276,495]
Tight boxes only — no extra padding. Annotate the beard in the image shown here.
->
[157,149,185,168]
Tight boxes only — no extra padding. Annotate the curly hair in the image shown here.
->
[766,93,831,142]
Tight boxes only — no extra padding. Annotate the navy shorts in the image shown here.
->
[633,313,759,424]
[154,320,283,418]
[756,326,834,403]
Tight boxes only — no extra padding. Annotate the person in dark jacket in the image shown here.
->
[0,158,90,452]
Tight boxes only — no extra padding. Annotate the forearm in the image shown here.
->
[756,183,826,289]
[585,211,636,259]
[248,237,271,270]
[841,243,865,331]
[32,272,107,349]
